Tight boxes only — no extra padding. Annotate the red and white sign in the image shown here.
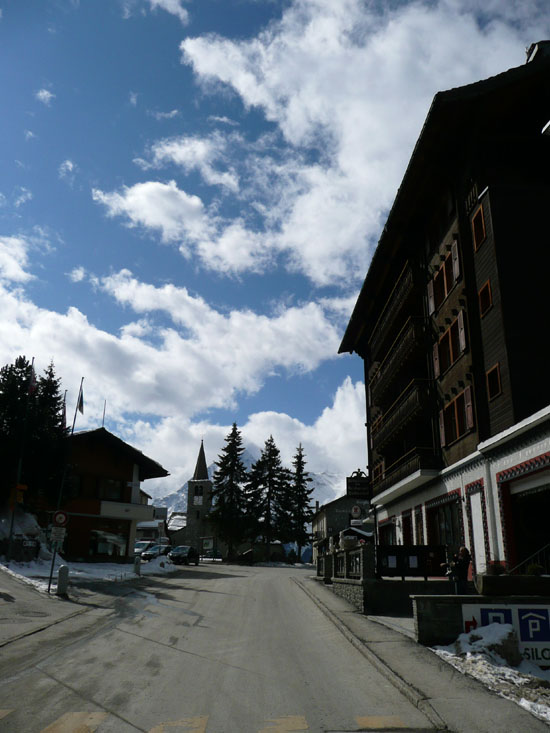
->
[53,511,68,527]
[351,505,362,519]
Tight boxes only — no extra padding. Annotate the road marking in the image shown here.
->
[258,715,309,732]
[149,717,209,732]
[0,710,14,720]
[355,715,406,729]
[40,712,109,732]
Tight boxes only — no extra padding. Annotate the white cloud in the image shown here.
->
[0,236,35,283]
[148,0,188,25]
[175,0,549,285]
[35,89,55,106]
[92,181,209,250]
[68,266,86,283]
[14,187,33,208]
[129,91,138,106]
[139,134,239,192]
[59,159,76,183]
[24,130,36,141]
[149,109,180,120]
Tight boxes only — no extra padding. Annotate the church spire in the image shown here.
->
[192,440,209,481]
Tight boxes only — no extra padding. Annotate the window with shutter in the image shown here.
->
[451,239,460,281]
[427,279,435,315]
[458,310,466,353]
[433,342,440,378]
[486,364,501,401]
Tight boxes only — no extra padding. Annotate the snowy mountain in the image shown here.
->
[153,447,346,518]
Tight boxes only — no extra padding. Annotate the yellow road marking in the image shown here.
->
[0,710,14,720]
[40,712,109,732]
[149,717,209,733]
[258,715,309,732]
[355,715,406,729]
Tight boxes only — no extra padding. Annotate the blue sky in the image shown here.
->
[1,0,549,497]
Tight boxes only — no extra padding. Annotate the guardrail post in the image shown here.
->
[134,555,141,576]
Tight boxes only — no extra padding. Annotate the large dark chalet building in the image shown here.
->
[340,41,550,574]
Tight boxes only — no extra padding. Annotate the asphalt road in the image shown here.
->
[0,565,437,732]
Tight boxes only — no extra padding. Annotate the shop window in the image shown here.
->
[433,311,467,377]
[378,520,396,545]
[486,364,502,401]
[479,280,492,317]
[426,498,462,549]
[427,240,461,314]
[472,205,486,250]
[439,386,474,447]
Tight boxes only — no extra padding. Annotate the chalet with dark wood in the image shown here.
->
[56,427,169,561]
[340,41,550,575]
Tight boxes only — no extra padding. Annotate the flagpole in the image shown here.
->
[102,399,106,427]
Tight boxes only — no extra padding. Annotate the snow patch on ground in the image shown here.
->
[433,623,550,724]
[0,554,180,593]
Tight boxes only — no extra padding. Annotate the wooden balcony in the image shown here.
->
[369,264,414,359]
[371,379,431,450]
[371,446,440,496]
[369,318,425,403]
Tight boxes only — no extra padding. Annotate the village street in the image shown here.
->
[0,565,547,733]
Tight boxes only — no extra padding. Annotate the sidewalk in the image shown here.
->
[295,575,550,733]
[0,564,139,648]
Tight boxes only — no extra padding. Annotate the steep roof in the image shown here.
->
[70,427,169,480]
[192,440,209,481]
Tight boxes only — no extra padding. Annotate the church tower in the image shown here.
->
[185,441,214,552]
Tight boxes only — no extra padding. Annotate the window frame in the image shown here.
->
[439,385,474,447]
[486,363,502,401]
[478,279,493,318]
[472,204,486,251]
[433,310,467,378]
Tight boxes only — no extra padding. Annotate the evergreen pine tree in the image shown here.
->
[288,443,314,562]
[210,423,248,559]
[0,356,67,509]
[245,436,289,559]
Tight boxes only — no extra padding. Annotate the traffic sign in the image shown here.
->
[53,511,68,527]
[50,526,66,542]
[351,505,362,519]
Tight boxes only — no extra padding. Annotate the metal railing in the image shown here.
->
[369,265,414,359]
[370,319,424,402]
[508,542,550,575]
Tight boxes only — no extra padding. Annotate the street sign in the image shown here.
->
[50,526,66,542]
[351,505,362,519]
[53,511,68,527]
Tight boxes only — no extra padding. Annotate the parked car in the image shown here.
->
[168,545,199,566]
[140,544,172,561]
[134,540,156,556]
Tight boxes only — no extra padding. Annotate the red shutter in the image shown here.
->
[433,342,440,378]
[451,239,460,282]
[439,409,446,447]
[427,279,435,315]
[458,310,466,353]
[465,386,474,429]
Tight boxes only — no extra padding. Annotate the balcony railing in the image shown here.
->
[372,446,440,496]
[370,318,425,403]
[371,379,431,450]
[369,264,414,359]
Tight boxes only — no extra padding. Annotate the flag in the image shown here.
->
[77,386,84,414]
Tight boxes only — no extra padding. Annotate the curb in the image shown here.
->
[292,576,448,731]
